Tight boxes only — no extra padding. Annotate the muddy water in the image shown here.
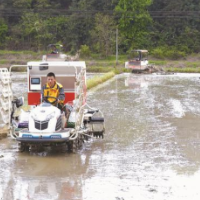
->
[1,73,200,200]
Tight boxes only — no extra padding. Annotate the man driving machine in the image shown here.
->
[42,72,64,108]
[42,72,71,122]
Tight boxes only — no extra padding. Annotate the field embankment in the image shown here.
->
[86,71,115,90]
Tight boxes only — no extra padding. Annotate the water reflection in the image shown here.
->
[1,141,87,200]
[12,178,81,200]
[0,136,107,200]
[125,74,149,89]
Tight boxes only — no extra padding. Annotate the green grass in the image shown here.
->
[165,67,200,73]
[87,71,115,90]
[11,67,27,72]
[0,50,43,56]
[84,53,127,69]
[149,60,168,66]
[89,53,126,61]
[185,62,200,68]
[86,66,115,73]
[0,60,8,64]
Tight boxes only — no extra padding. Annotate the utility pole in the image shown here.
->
[116,27,118,66]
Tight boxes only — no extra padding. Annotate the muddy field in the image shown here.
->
[1,73,200,200]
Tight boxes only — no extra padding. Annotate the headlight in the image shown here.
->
[46,112,55,120]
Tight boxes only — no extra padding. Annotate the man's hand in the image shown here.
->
[58,99,64,106]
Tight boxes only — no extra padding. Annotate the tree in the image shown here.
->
[115,0,152,50]
[32,0,51,9]
[16,13,53,50]
[0,18,8,47]
[12,0,32,8]
[149,0,200,52]
[90,13,116,57]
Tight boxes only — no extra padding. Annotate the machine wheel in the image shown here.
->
[68,140,76,153]
[52,143,68,153]
[18,142,29,152]
[68,135,84,153]
[29,144,44,152]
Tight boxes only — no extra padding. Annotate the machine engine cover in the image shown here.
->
[29,102,61,133]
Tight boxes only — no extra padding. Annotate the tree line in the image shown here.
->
[0,0,200,58]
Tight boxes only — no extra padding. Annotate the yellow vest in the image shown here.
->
[43,82,64,104]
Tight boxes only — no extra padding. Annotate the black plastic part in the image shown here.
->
[93,131,104,138]
[39,63,49,70]
[13,97,24,108]
[90,117,104,123]
[16,137,69,143]
[87,110,99,114]
[84,117,104,124]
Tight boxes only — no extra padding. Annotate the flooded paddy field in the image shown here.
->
[1,73,200,200]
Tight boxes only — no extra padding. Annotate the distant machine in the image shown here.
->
[125,50,150,72]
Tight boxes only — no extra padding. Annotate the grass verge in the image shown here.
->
[86,71,115,90]
[165,67,200,73]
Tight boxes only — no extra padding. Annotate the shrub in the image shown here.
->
[80,45,91,58]
[150,48,165,59]
[151,46,186,60]
[165,49,186,60]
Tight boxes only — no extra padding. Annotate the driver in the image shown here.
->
[51,45,58,54]
[42,72,65,110]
